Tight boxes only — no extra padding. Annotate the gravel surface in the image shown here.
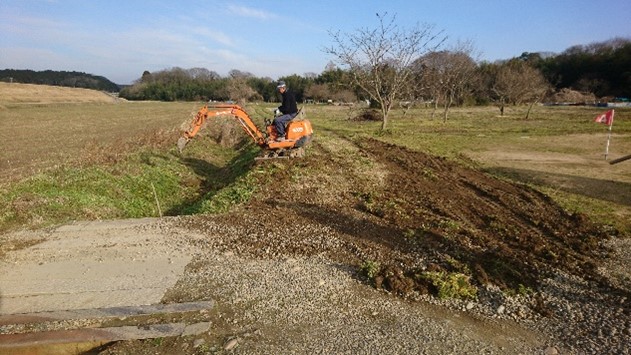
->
[165,215,630,355]
[160,217,549,354]
[115,215,628,354]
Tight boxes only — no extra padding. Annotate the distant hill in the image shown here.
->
[0,82,120,105]
[0,69,120,92]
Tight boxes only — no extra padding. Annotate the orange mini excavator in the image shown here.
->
[177,104,313,159]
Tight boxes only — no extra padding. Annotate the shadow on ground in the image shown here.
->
[167,146,258,215]
[486,167,631,207]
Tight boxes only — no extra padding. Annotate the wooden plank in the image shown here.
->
[609,153,631,165]
[0,301,214,326]
[0,322,211,354]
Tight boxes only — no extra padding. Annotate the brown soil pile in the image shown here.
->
[189,137,613,298]
[351,140,610,292]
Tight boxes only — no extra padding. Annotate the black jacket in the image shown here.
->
[278,89,298,115]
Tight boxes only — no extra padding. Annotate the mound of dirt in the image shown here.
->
[350,109,382,121]
[548,88,596,105]
[192,137,614,299]
[350,139,610,292]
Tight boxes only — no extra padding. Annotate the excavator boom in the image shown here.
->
[178,104,266,152]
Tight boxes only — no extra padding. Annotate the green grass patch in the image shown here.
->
[180,145,264,214]
[0,137,263,232]
[360,260,382,280]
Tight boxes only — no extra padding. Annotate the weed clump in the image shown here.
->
[360,260,381,280]
[420,271,478,300]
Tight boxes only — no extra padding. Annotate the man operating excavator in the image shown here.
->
[273,81,298,142]
[178,79,313,159]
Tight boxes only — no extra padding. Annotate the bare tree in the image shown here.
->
[489,60,550,118]
[521,68,550,119]
[416,44,478,121]
[225,78,260,105]
[304,83,330,103]
[228,69,254,80]
[331,89,357,104]
[325,13,445,130]
[187,68,220,80]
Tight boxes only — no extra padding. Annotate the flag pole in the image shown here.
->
[604,110,615,160]
[605,124,612,160]
[594,109,615,160]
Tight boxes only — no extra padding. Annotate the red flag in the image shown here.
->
[594,109,614,126]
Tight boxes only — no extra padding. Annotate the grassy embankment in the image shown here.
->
[1,85,629,234]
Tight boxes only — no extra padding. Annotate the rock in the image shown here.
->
[466,302,474,310]
[182,321,211,336]
[224,338,238,350]
[193,338,205,348]
[496,305,505,314]
[544,346,559,355]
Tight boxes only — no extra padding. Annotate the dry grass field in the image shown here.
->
[0,82,117,106]
[0,83,204,180]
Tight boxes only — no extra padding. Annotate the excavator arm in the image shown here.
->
[178,104,266,152]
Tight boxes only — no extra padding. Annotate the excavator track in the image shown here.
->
[255,147,305,160]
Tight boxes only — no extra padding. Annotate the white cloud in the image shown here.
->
[191,28,235,47]
[0,7,318,84]
[0,14,69,42]
[227,5,278,20]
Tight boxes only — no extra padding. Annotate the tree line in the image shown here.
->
[0,69,120,92]
[117,66,357,104]
[117,37,629,118]
[528,37,631,99]
[323,13,630,128]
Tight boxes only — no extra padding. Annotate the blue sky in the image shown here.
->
[1,0,630,84]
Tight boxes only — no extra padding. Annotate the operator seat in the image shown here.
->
[285,107,304,128]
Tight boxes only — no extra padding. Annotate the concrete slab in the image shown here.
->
[0,218,195,315]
